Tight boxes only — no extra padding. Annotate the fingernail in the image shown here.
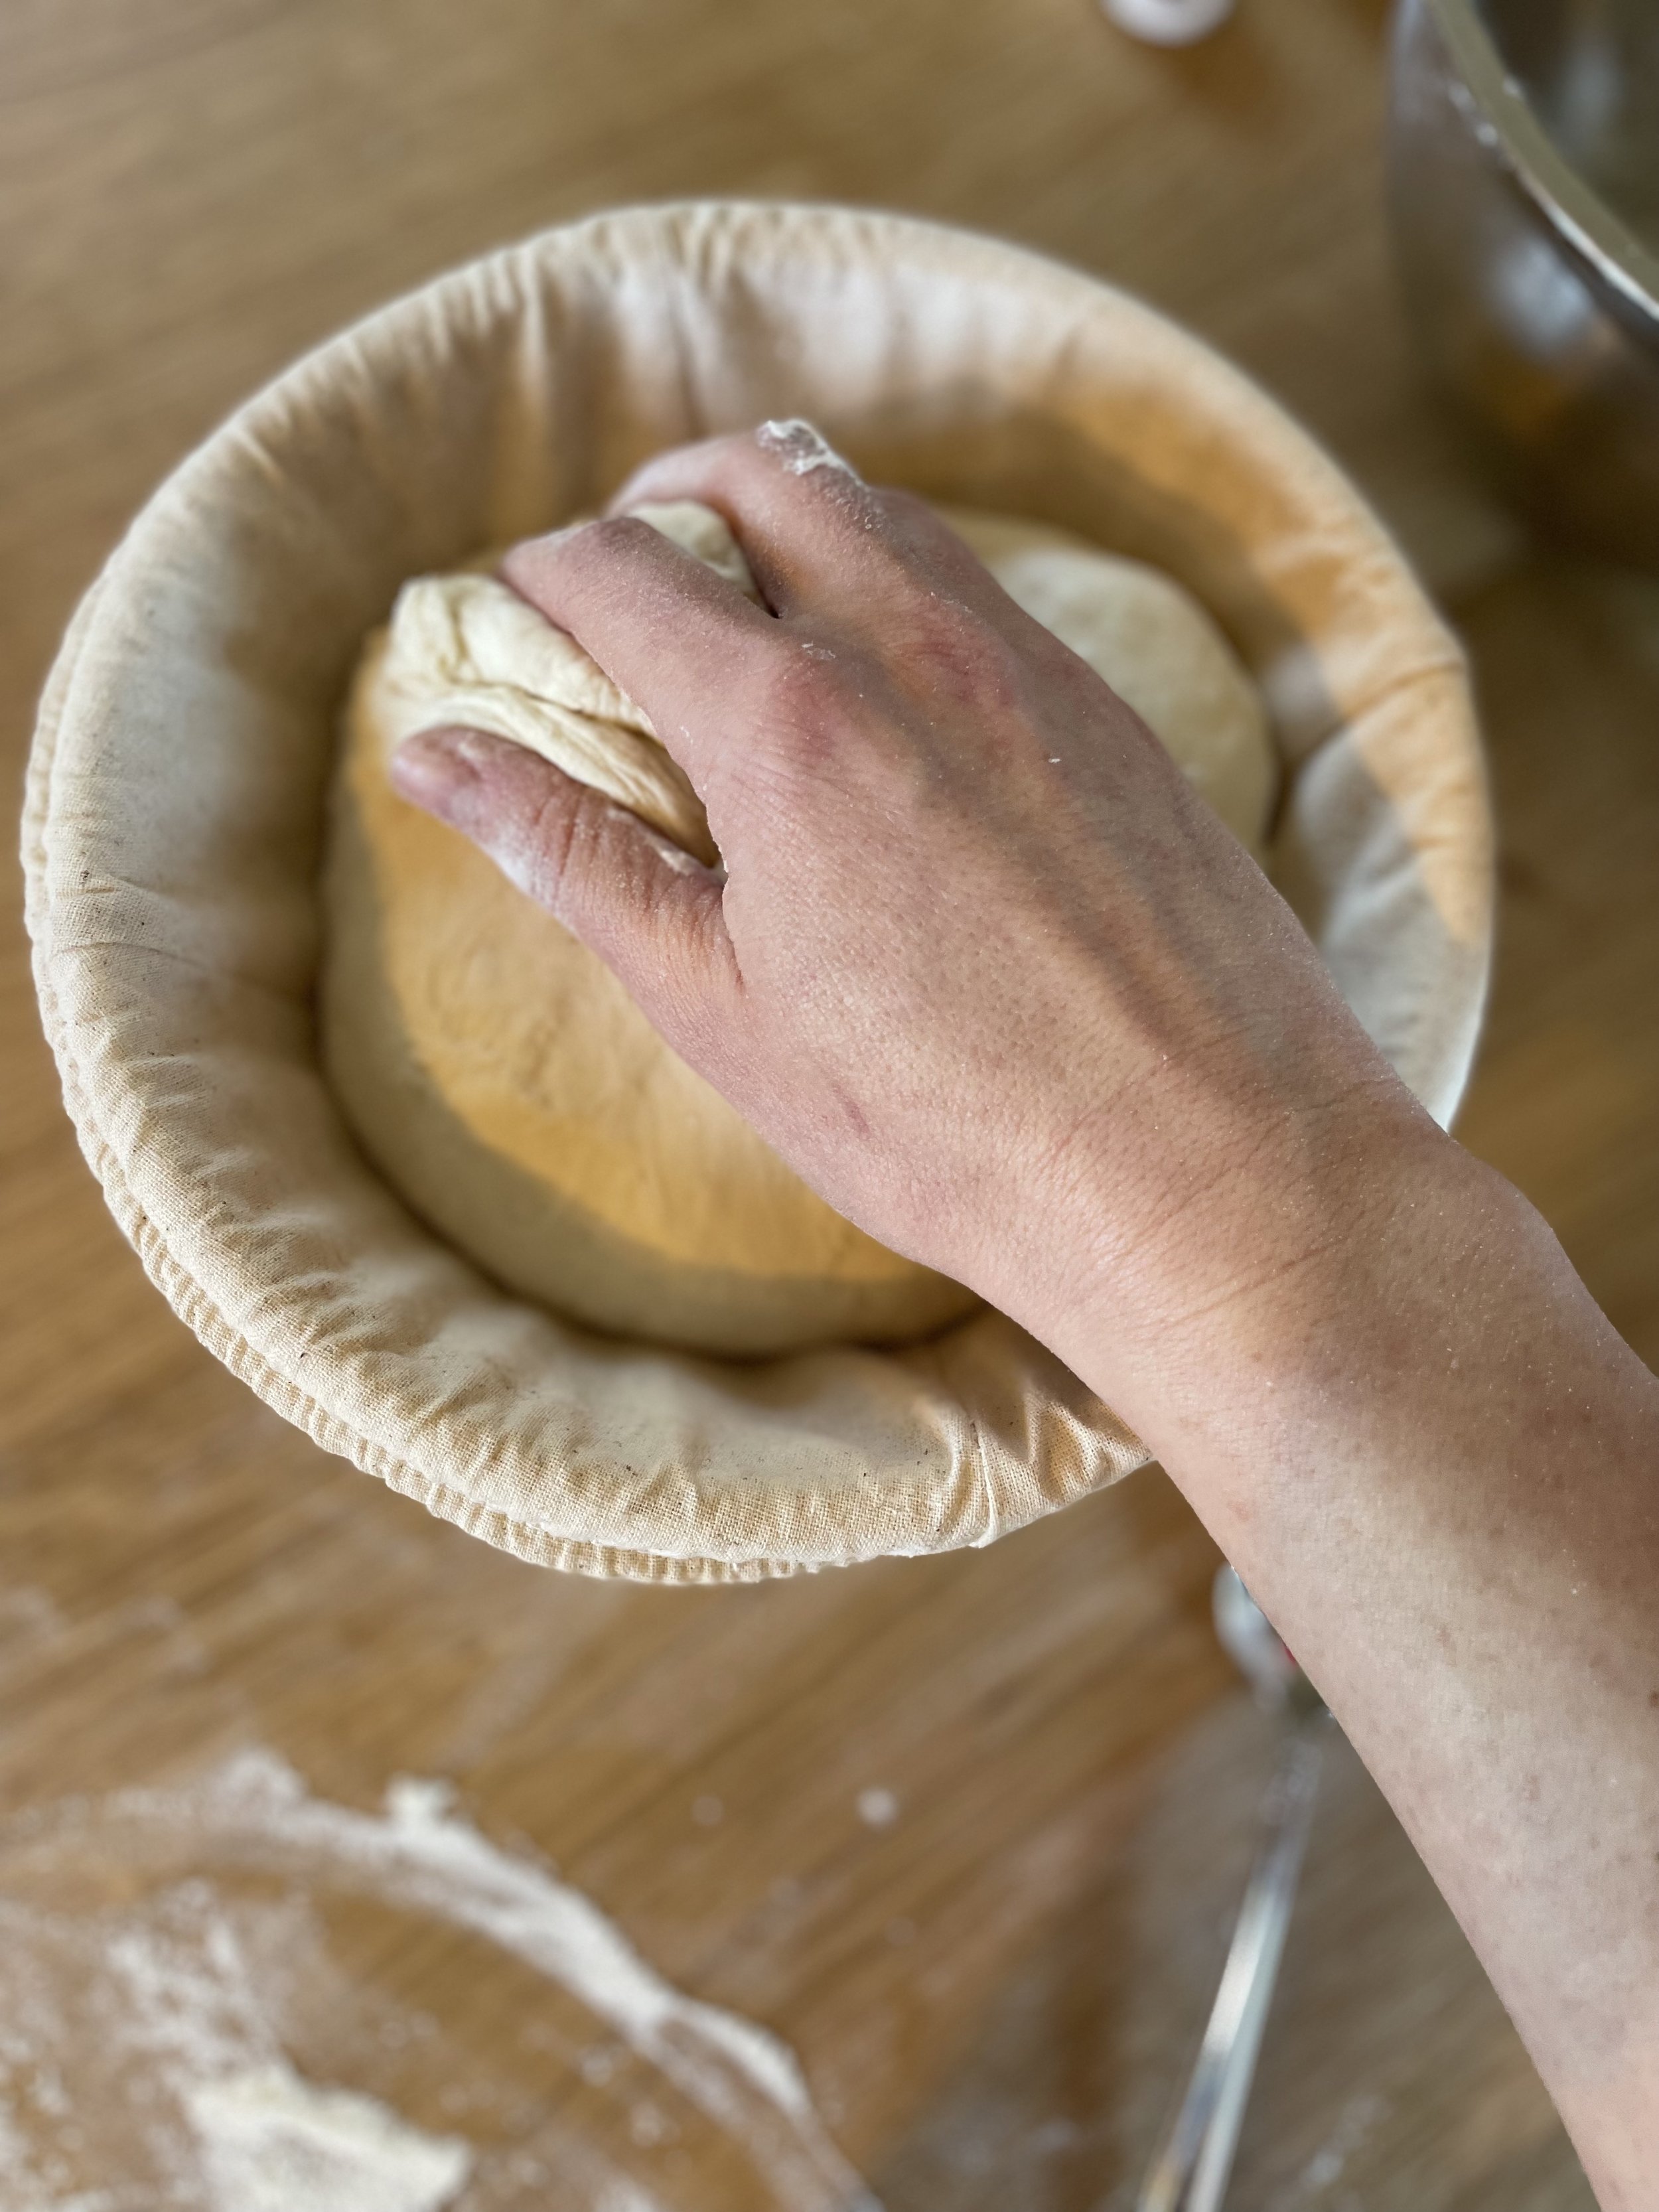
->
[391,728,482,817]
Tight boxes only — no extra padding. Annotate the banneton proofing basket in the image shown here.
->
[23,204,1492,1584]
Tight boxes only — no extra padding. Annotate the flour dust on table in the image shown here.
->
[0,1749,874,2212]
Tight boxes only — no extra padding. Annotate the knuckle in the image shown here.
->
[575,513,661,564]
[749,636,860,757]
[891,596,1027,713]
[502,514,660,607]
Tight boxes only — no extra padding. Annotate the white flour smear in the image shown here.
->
[185,2064,470,2212]
[0,1749,875,2212]
[755,419,860,482]
[0,1879,465,2212]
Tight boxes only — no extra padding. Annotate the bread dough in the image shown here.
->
[321,501,1277,1357]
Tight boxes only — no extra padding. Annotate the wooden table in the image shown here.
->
[3,3,1653,2204]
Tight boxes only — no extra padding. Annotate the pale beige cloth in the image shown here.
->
[22,203,1493,1582]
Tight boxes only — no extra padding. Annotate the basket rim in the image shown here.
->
[22,198,1490,1580]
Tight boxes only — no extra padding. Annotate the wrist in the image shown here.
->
[1007,1081,1479,1456]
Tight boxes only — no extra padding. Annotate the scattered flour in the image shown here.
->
[1267,2091,1389,2209]
[755,419,859,481]
[856,1789,899,1830]
[184,2063,470,2212]
[0,1874,461,2212]
[0,1749,875,2212]
[592,2182,673,2212]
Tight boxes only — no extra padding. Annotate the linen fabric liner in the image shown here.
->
[22,202,1492,1582]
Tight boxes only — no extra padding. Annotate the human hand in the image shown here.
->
[392,427,1659,2204]
[391,424,1431,1426]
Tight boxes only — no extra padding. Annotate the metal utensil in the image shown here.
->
[1137,1568,1329,2212]
[1388,0,1659,567]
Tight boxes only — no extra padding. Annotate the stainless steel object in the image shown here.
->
[1137,1568,1329,2212]
[1388,0,1659,566]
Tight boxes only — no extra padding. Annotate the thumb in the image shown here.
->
[392,727,739,1051]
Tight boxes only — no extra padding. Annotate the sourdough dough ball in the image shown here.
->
[321,500,1276,1357]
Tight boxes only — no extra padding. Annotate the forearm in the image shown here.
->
[1046,1118,1659,2205]
[403,433,1656,2203]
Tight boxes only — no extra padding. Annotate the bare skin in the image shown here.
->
[392,423,1659,2206]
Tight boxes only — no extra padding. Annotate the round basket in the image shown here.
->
[23,203,1492,1583]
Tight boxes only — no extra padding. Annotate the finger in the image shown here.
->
[392,727,739,1056]
[607,423,902,615]
[500,514,784,789]
[618,435,1064,692]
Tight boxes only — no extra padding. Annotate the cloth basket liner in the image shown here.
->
[22,203,1493,1583]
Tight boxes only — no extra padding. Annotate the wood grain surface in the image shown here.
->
[3,1,1654,2205]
